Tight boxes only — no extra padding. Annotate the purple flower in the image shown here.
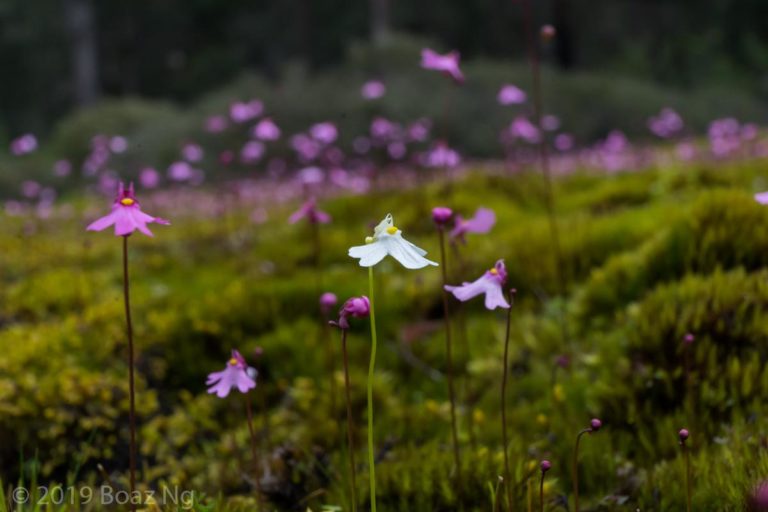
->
[320,292,338,315]
[748,481,768,511]
[540,24,556,40]
[679,428,689,443]
[86,182,170,237]
[683,333,695,344]
[53,159,72,177]
[139,167,160,189]
[420,48,464,84]
[109,136,129,154]
[424,141,461,168]
[206,350,257,398]
[755,192,768,205]
[10,134,38,156]
[205,115,228,133]
[445,259,510,310]
[240,141,265,164]
[497,84,526,105]
[450,207,496,243]
[589,418,602,432]
[509,116,541,143]
[332,296,371,329]
[432,207,453,226]
[252,118,281,141]
[182,143,204,163]
[361,80,386,100]
[230,100,262,123]
[310,122,338,145]
[288,198,331,225]
[540,460,552,473]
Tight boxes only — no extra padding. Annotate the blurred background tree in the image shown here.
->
[1,0,768,136]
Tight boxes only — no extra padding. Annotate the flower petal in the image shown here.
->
[349,241,388,267]
[382,234,438,269]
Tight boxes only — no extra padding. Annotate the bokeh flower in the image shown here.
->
[289,198,331,224]
[206,350,257,398]
[445,259,510,310]
[86,182,170,237]
[362,80,386,100]
[348,213,438,269]
[497,84,526,105]
[420,48,464,84]
[450,207,496,243]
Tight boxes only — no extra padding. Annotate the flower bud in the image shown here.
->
[541,24,556,41]
[540,460,552,473]
[679,428,689,443]
[432,207,453,225]
[590,418,602,432]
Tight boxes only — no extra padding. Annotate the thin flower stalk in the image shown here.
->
[367,266,378,512]
[501,289,516,512]
[437,224,462,495]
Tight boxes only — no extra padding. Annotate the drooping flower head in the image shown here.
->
[348,213,438,269]
[86,182,170,237]
[206,349,257,398]
[420,48,464,84]
[589,418,602,432]
[445,259,510,310]
[289,198,331,225]
[331,296,371,329]
[450,207,496,243]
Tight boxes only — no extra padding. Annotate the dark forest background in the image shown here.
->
[3,0,768,138]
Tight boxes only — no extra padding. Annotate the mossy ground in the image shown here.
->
[2,161,768,511]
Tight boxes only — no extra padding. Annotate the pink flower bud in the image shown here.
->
[679,428,689,443]
[590,418,602,432]
[432,207,453,225]
[540,460,552,473]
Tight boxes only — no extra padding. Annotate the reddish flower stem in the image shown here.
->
[341,328,359,512]
[437,227,463,498]
[539,471,546,512]
[501,289,515,512]
[683,443,692,512]
[572,428,591,512]
[122,236,137,512]
[245,397,263,509]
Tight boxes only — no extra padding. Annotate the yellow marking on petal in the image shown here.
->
[120,198,135,206]
[489,268,498,275]
[386,226,398,235]
[228,358,238,366]
[365,236,374,244]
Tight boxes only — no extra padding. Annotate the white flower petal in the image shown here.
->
[382,233,438,269]
[349,241,389,267]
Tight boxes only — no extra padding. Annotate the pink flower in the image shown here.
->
[205,115,228,133]
[331,296,371,329]
[749,481,768,511]
[252,118,281,141]
[139,167,160,189]
[320,292,338,315]
[509,116,541,143]
[755,192,768,205]
[10,134,38,156]
[86,182,170,237]
[497,84,526,105]
[230,100,263,123]
[445,260,510,310]
[310,122,338,144]
[206,350,257,398]
[432,206,453,225]
[424,141,461,168]
[420,48,464,84]
[450,207,496,243]
[240,141,265,164]
[289,198,331,224]
[362,80,386,100]
[53,159,72,177]
[182,143,204,163]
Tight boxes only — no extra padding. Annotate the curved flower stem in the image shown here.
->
[518,0,569,346]
[341,328,359,512]
[122,236,137,512]
[683,443,692,512]
[501,290,515,512]
[437,227,462,497]
[245,397,263,510]
[539,471,545,512]
[572,429,590,512]
[367,266,378,512]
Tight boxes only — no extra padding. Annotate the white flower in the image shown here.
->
[348,214,439,269]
